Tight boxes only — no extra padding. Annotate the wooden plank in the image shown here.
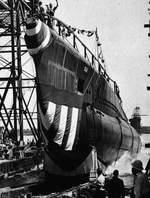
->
[0,169,44,189]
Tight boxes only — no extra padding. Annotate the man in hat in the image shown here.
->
[46,0,58,17]
[106,169,125,198]
[131,160,150,198]
[46,0,58,27]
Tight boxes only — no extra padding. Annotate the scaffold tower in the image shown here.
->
[0,0,40,144]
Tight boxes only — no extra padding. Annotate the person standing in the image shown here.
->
[46,0,58,27]
[131,160,150,198]
[106,169,125,198]
[145,158,150,179]
[46,0,58,17]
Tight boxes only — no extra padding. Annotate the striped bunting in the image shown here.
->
[44,101,79,151]
[54,105,68,145]
[25,17,51,55]
[61,107,72,149]
[53,105,61,129]
[45,102,56,128]
[65,108,79,150]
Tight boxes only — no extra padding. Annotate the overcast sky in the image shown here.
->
[42,0,150,125]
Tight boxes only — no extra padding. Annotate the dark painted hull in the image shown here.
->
[24,18,141,180]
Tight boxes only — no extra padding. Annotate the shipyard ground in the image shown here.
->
[0,165,89,194]
[0,168,104,197]
[0,168,132,198]
[0,169,90,195]
[0,151,134,197]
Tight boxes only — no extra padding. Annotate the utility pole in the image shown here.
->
[147,74,150,90]
[144,1,150,36]
[145,2,150,91]
[144,21,150,37]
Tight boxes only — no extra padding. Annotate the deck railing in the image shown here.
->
[50,16,122,102]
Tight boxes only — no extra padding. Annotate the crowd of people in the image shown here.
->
[130,160,150,198]
[27,0,59,27]
[0,138,37,161]
[96,160,150,198]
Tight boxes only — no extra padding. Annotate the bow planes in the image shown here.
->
[24,14,141,190]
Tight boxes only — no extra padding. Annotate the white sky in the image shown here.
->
[42,0,150,126]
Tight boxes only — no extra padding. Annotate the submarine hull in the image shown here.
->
[24,17,141,181]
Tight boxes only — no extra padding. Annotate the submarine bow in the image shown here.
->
[24,17,141,177]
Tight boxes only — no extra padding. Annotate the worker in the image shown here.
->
[46,0,58,17]
[46,0,58,27]
[131,159,150,198]
[106,169,125,198]
[97,168,105,186]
